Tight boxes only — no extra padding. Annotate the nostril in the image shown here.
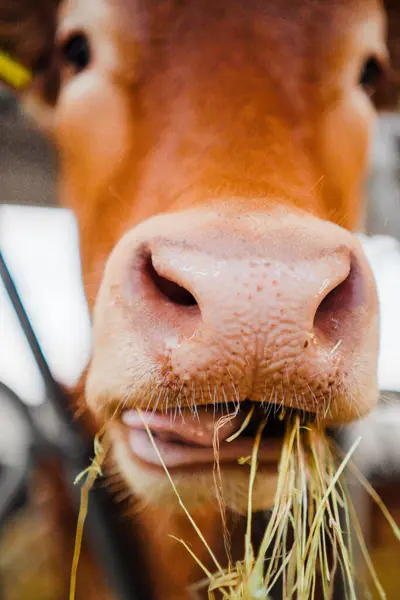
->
[145,254,198,307]
[313,256,365,340]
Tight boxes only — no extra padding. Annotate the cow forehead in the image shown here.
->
[58,0,384,61]
[56,0,385,125]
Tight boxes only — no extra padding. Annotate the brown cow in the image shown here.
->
[0,0,392,597]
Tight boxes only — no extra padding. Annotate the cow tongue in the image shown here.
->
[122,407,246,447]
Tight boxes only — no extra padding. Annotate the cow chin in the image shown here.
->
[109,423,278,515]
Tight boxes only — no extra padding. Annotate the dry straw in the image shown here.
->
[70,410,400,600]
[69,429,111,600]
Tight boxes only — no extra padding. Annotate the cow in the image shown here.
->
[0,0,393,598]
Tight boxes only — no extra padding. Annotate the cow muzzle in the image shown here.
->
[85,204,379,505]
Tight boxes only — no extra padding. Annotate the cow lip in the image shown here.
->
[120,405,284,469]
[126,429,282,468]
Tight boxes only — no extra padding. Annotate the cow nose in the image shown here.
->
[142,238,356,357]
[89,210,379,422]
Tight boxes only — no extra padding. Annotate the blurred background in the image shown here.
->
[1,3,400,599]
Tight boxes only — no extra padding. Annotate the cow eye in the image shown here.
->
[359,57,384,96]
[62,33,91,72]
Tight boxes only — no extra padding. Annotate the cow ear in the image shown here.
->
[0,0,60,97]
[375,1,400,111]
[387,2,400,111]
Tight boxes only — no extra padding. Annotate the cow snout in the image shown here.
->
[87,207,379,424]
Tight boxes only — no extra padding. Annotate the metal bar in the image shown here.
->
[0,250,76,425]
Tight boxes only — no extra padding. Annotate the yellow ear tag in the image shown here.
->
[0,51,32,90]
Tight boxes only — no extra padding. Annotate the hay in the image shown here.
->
[70,410,400,600]
[69,429,111,600]
[139,410,400,599]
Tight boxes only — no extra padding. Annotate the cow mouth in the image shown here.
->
[120,401,315,470]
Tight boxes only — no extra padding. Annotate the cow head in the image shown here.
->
[1,0,389,513]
